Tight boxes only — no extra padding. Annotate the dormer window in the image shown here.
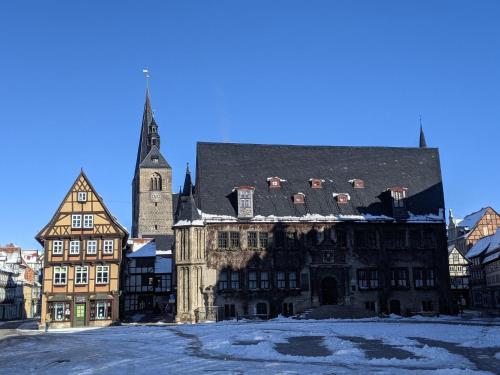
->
[293,193,305,204]
[77,191,87,202]
[267,177,285,188]
[389,187,407,208]
[152,156,159,164]
[333,193,350,204]
[236,186,255,218]
[349,179,365,189]
[309,179,323,189]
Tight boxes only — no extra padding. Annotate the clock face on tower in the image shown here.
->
[150,192,161,202]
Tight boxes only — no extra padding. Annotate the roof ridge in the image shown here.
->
[196,141,439,151]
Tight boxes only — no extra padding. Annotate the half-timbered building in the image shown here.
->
[448,207,500,308]
[36,171,128,328]
[174,136,452,323]
[122,238,174,319]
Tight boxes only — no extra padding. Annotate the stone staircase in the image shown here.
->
[295,304,377,320]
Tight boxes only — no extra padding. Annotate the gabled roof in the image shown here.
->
[194,142,445,219]
[457,207,489,230]
[35,170,128,243]
[139,145,170,169]
[466,229,500,258]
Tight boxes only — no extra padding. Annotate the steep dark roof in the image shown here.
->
[149,234,175,251]
[135,90,154,169]
[134,90,170,171]
[175,166,201,222]
[139,145,170,168]
[194,142,445,218]
[419,126,427,148]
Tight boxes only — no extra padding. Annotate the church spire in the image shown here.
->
[182,163,193,197]
[135,88,162,170]
[175,163,201,222]
[419,121,427,148]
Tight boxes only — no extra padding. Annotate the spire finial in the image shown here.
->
[186,162,190,174]
[419,116,427,148]
[142,68,150,92]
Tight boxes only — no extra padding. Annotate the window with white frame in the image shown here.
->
[53,266,67,285]
[83,214,93,228]
[103,240,114,254]
[77,191,87,202]
[53,302,70,321]
[95,301,108,319]
[69,240,80,255]
[53,240,63,255]
[96,266,109,284]
[72,214,82,228]
[390,189,406,208]
[87,240,97,254]
[75,266,88,285]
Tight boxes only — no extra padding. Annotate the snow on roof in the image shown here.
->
[466,229,500,258]
[155,257,172,273]
[483,251,500,264]
[457,208,488,230]
[199,210,442,224]
[0,264,14,274]
[127,239,156,258]
[173,219,205,227]
[332,193,351,201]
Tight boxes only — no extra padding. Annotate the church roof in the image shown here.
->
[139,145,170,168]
[135,90,154,168]
[134,90,169,171]
[194,142,445,220]
[175,165,202,224]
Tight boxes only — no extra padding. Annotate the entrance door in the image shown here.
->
[389,300,401,315]
[321,277,338,305]
[75,303,86,327]
[256,302,268,317]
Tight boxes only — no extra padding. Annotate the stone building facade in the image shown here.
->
[126,90,177,321]
[131,89,174,239]
[173,141,452,322]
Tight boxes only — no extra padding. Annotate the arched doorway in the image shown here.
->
[256,302,268,317]
[321,277,338,305]
[389,300,401,315]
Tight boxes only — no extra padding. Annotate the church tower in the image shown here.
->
[132,89,173,238]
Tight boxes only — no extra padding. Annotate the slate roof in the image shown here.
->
[175,166,202,222]
[134,90,170,171]
[139,145,170,169]
[135,90,154,168]
[149,235,175,251]
[194,142,445,219]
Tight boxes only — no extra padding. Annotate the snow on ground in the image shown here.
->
[0,317,499,374]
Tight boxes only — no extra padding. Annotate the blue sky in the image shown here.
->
[1,1,499,249]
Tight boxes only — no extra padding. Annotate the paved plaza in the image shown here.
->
[0,316,499,374]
